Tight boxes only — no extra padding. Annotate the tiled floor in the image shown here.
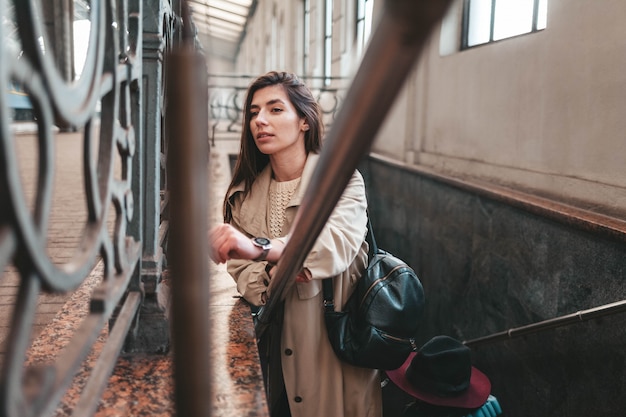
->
[1,130,268,416]
[1,128,88,368]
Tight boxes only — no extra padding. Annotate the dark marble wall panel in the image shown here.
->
[360,158,626,417]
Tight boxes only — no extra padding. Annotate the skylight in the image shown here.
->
[188,0,253,43]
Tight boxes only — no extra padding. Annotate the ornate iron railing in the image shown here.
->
[207,74,350,144]
[0,0,181,415]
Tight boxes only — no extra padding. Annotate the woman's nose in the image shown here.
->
[255,110,268,125]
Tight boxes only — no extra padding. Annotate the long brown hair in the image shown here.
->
[224,71,323,221]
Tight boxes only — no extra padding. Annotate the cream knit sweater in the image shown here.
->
[268,177,301,238]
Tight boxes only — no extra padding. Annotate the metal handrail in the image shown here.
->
[463,299,626,348]
[167,2,212,415]
[255,0,455,336]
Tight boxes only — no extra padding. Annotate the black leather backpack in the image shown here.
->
[322,219,425,370]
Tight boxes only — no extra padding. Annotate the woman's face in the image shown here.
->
[249,85,309,158]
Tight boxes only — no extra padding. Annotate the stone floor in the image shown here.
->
[1,127,268,416]
[1,126,88,368]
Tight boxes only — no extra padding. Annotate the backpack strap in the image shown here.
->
[322,278,335,313]
[366,214,378,254]
[323,212,374,313]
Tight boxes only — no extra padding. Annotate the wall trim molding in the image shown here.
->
[368,152,626,244]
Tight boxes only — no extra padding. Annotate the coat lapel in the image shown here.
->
[229,164,273,237]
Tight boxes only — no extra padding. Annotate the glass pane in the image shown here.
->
[74,0,91,76]
[324,0,332,84]
[73,20,91,79]
[325,0,333,36]
[303,0,310,71]
[493,0,534,41]
[537,0,548,30]
[304,2,310,46]
[357,0,365,20]
[467,0,492,47]
[364,0,374,42]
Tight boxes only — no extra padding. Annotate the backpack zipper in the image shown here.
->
[380,332,418,349]
[358,264,406,311]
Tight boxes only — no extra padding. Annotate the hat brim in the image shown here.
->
[386,352,491,409]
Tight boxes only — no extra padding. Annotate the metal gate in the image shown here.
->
[0,0,183,415]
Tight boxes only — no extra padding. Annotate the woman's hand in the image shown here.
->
[266,264,312,283]
[208,223,260,264]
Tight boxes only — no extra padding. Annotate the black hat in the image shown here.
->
[386,336,491,409]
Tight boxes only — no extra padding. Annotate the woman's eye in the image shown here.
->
[271,107,283,113]
[250,111,258,117]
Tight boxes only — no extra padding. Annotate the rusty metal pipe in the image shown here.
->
[255,0,454,335]
[166,31,212,417]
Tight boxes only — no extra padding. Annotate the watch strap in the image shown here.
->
[253,247,270,262]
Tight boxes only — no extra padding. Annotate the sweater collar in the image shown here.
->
[227,152,320,235]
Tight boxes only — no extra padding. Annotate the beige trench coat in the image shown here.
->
[226,153,382,417]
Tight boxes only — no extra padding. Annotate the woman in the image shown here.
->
[209,71,382,417]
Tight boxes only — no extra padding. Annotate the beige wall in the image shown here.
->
[234,0,626,215]
[375,0,626,213]
[235,0,360,82]
[236,1,305,75]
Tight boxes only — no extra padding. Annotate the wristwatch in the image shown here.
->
[251,237,272,261]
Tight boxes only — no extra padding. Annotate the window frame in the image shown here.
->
[323,0,333,86]
[355,0,374,57]
[461,0,547,49]
[303,0,311,75]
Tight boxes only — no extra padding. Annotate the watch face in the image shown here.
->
[254,237,271,246]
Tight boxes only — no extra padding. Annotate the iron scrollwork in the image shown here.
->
[207,75,348,144]
[0,0,143,415]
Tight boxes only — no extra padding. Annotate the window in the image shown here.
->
[303,0,310,74]
[356,0,375,57]
[324,0,333,85]
[462,0,547,48]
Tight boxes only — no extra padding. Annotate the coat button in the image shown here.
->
[294,396,303,403]
[284,348,293,356]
